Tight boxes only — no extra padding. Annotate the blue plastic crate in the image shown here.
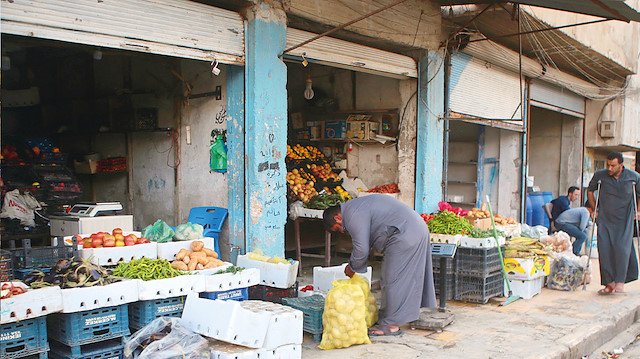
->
[200,287,248,301]
[128,296,186,331]
[13,267,51,280]
[49,337,124,359]
[47,305,130,347]
[0,316,49,359]
[282,295,324,342]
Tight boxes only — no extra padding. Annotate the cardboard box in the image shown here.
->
[504,256,551,280]
[466,217,492,230]
[74,159,99,174]
[323,120,346,139]
[346,121,379,140]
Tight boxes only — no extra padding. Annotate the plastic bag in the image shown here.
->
[0,189,41,227]
[547,256,585,291]
[333,275,378,327]
[319,276,371,350]
[141,220,175,243]
[173,222,204,241]
[209,135,227,173]
[124,317,209,359]
[541,231,572,253]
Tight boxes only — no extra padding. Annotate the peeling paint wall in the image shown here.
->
[397,79,418,207]
[498,130,521,219]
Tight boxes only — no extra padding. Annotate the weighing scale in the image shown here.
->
[411,243,456,332]
[49,202,133,237]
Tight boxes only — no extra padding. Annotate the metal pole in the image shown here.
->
[583,180,602,290]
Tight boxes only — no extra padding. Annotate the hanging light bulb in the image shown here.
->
[304,74,314,100]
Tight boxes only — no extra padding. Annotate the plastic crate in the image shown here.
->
[455,246,504,278]
[200,287,248,301]
[10,239,77,269]
[432,255,456,272]
[128,296,185,331]
[47,304,130,347]
[0,316,49,359]
[248,282,298,304]
[49,337,124,359]
[433,270,456,300]
[0,249,14,282]
[455,271,504,304]
[282,295,324,342]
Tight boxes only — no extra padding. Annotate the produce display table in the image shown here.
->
[289,202,331,274]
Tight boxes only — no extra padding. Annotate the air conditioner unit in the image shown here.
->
[600,121,616,138]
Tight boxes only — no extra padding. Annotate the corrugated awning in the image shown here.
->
[443,0,640,22]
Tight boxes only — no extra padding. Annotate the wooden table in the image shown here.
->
[293,217,332,275]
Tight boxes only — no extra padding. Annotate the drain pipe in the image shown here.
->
[443,53,452,202]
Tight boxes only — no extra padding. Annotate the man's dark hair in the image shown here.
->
[567,186,580,195]
[607,152,624,163]
[323,205,342,232]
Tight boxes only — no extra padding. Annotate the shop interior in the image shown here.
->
[283,60,406,261]
[1,34,229,248]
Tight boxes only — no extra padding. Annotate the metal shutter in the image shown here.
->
[529,80,585,118]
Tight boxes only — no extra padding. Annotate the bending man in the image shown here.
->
[323,194,436,336]
[588,152,640,294]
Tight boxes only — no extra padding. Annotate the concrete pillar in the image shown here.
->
[243,1,288,257]
[227,65,245,254]
[415,51,445,214]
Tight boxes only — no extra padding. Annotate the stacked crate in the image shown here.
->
[1,317,49,359]
[248,282,298,304]
[454,246,504,304]
[47,304,130,359]
[129,296,186,333]
[282,295,324,342]
[432,256,456,300]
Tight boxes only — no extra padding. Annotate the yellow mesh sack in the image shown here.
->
[318,279,371,350]
[333,274,378,327]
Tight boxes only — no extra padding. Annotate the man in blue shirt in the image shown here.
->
[551,186,588,255]
[551,186,580,220]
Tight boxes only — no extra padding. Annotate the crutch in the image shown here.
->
[583,179,601,290]
[633,181,640,271]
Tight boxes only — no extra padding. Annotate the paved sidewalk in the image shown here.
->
[299,258,640,359]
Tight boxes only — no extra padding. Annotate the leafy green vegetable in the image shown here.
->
[469,228,506,238]
[304,194,345,210]
[215,265,245,275]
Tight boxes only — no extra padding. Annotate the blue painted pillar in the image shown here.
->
[226,65,245,255]
[243,2,288,257]
[415,51,445,214]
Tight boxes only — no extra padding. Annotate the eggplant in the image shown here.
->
[23,271,45,286]
[55,259,71,273]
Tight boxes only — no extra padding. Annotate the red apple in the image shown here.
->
[103,237,116,247]
[92,232,105,241]
[135,237,146,244]
[112,228,123,235]
[83,241,93,248]
[92,237,103,247]
[124,236,136,246]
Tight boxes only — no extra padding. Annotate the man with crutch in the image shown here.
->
[587,152,640,295]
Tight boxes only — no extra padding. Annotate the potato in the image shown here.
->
[204,262,217,269]
[190,251,208,265]
[190,241,205,252]
[196,263,204,270]
[183,255,191,265]
[171,261,188,271]
[176,249,191,261]
[203,248,218,259]
[209,258,224,267]
[188,259,198,271]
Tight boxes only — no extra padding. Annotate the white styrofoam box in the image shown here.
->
[60,279,138,313]
[182,293,272,348]
[0,284,63,324]
[209,341,301,359]
[429,233,462,245]
[504,276,545,299]
[190,262,233,276]
[236,255,298,289]
[313,263,372,293]
[495,223,522,238]
[459,236,506,248]
[78,242,158,266]
[288,201,323,220]
[240,300,303,349]
[137,275,205,300]
[156,238,216,261]
[201,268,260,292]
[356,191,399,199]
[58,231,142,247]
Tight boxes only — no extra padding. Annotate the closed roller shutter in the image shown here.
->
[1,0,244,64]
[530,80,585,118]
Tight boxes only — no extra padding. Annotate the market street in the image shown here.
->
[301,258,640,359]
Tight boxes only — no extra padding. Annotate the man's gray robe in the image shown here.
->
[341,194,437,326]
[588,167,640,285]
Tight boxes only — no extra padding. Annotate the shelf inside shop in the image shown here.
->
[449,201,477,206]
[447,180,477,185]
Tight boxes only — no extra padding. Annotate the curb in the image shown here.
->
[550,295,640,359]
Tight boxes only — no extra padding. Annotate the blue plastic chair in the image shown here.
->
[188,207,228,255]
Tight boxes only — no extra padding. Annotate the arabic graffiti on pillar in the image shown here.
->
[256,132,284,223]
